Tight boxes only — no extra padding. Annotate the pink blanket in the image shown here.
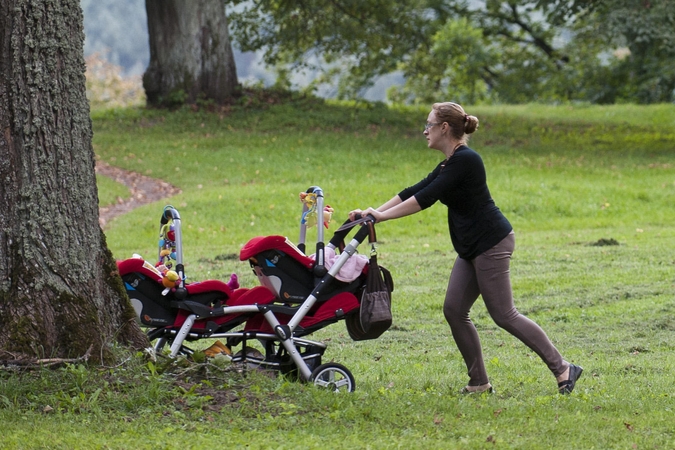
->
[311,247,368,282]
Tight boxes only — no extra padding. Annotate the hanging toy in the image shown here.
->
[157,221,178,270]
[300,192,334,229]
[162,270,180,288]
[322,205,334,229]
[300,192,318,227]
[161,269,180,296]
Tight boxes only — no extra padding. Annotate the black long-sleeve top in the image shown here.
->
[398,145,512,260]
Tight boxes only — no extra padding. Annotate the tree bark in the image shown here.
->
[0,0,148,361]
[143,0,239,106]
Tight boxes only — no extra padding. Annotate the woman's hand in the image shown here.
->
[348,209,363,221]
[349,208,384,223]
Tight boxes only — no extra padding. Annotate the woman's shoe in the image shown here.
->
[461,383,493,394]
[558,364,583,394]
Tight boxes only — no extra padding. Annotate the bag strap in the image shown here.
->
[367,221,377,243]
[366,222,382,270]
[367,221,378,258]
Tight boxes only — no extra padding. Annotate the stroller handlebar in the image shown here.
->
[161,206,181,224]
[329,214,375,248]
[298,186,325,254]
[305,186,323,197]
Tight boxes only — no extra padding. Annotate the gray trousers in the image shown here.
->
[443,232,567,386]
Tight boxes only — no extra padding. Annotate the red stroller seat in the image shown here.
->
[118,257,275,333]
[239,234,365,335]
[240,235,364,303]
[240,235,317,303]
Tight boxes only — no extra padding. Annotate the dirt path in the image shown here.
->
[96,161,181,228]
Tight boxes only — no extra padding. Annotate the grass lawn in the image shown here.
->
[2,98,674,449]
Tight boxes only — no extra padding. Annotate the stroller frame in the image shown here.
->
[120,187,376,392]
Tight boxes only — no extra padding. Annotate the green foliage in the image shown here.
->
[226,0,429,98]
[396,1,661,104]
[557,0,675,104]
[595,0,675,52]
[226,0,675,104]
[81,0,675,104]
[388,18,494,105]
[161,89,189,109]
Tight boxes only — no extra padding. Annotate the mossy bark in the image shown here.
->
[0,0,148,361]
[143,0,239,107]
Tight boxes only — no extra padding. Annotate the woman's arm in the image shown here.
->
[377,195,402,212]
[363,196,422,223]
[349,195,401,221]
[349,195,402,220]
[350,161,442,222]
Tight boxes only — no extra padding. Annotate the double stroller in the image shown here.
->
[117,187,390,392]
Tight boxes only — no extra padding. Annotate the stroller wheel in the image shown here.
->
[310,363,355,393]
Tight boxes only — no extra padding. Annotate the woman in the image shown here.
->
[349,102,582,394]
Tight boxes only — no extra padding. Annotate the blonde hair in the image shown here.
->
[432,102,479,144]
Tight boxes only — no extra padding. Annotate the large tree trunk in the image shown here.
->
[0,0,147,361]
[143,0,239,106]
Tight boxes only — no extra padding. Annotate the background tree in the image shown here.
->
[588,0,675,103]
[143,0,239,106]
[0,0,147,361]
[227,0,428,98]
[226,0,675,104]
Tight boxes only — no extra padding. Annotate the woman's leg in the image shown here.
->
[443,256,489,386]
[474,233,567,377]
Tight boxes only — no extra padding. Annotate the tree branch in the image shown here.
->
[0,345,93,369]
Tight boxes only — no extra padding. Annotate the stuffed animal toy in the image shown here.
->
[322,205,334,229]
[300,192,334,229]
[162,270,180,288]
[227,273,239,290]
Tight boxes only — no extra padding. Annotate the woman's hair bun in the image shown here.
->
[464,115,479,134]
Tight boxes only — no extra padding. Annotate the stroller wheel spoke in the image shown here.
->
[310,363,356,393]
[313,378,332,388]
